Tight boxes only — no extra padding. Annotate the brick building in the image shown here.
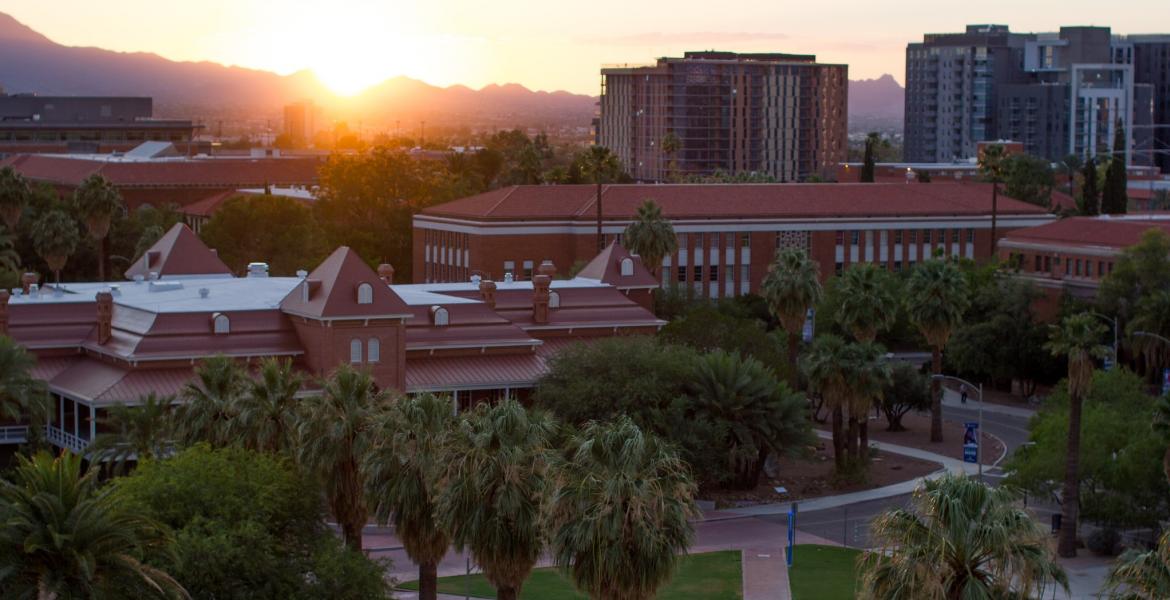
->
[412,183,1056,297]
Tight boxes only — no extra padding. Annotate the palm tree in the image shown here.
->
[297,364,389,551]
[860,473,1068,600]
[581,146,622,252]
[622,200,677,277]
[30,209,79,284]
[88,393,175,474]
[842,341,892,462]
[686,350,811,488]
[439,399,554,600]
[761,248,823,375]
[1155,395,1170,486]
[1045,312,1109,558]
[364,393,454,600]
[550,417,698,600]
[978,144,1007,258]
[1105,530,1170,599]
[0,335,51,428]
[0,226,19,273]
[0,452,189,599]
[0,165,30,231]
[835,263,897,343]
[232,357,303,454]
[801,335,853,473]
[174,354,246,448]
[905,259,969,443]
[74,174,124,281]
[1127,289,1170,373]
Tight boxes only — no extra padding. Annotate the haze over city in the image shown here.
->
[5,0,1169,95]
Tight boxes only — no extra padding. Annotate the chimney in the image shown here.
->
[0,289,9,336]
[532,274,551,324]
[377,263,395,285]
[21,272,38,295]
[478,279,497,309]
[95,291,113,345]
[538,260,556,278]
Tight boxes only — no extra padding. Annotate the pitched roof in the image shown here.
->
[420,183,1051,222]
[124,223,233,280]
[280,247,412,320]
[1000,216,1170,251]
[1,154,320,188]
[574,241,660,289]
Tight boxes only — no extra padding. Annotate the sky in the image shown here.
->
[4,0,1167,96]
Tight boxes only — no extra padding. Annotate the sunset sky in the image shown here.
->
[6,0,1167,96]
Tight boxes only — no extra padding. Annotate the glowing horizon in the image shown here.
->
[6,0,1168,97]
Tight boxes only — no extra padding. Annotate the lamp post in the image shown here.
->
[931,374,984,483]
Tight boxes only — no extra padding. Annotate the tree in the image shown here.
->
[440,399,554,600]
[364,393,454,600]
[30,208,79,283]
[0,335,50,430]
[1102,123,1129,215]
[1100,228,1170,326]
[135,224,166,261]
[1126,289,1170,372]
[200,194,329,275]
[835,263,896,343]
[74,173,124,281]
[1002,153,1056,208]
[978,144,1007,258]
[113,445,388,600]
[801,335,853,472]
[684,350,812,489]
[658,303,786,370]
[1059,153,1083,197]
[1156,394,1170,486]
[232,357,303,454]
[549,417,697,600]
[1045,312,1109,558]
[174,355,247,448]
[761,248,822,374]
[296,364,389,551]
[1105,530,1170,599]
[0,452,188,599]
[860,473,1067,600]
[661,131,680,181]
[622,200,677,275]
[0,227,18,274]
[860,133,878,183]
[579,146,622,252]
[1081,156,1100,216]
[905,260,969,443]
[878,362,931,432]
[0,166,30,231]
[89,393,176,474]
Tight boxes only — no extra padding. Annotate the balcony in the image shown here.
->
[0,425,29,444]
[45,425,89,454]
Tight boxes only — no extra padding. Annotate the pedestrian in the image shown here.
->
[960,384,968,404]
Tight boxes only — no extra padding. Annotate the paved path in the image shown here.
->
[940,388,1039,419]
[741,549,790,600]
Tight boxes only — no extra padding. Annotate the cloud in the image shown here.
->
[576,31,789,46]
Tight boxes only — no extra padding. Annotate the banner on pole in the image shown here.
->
[962,422,979,464]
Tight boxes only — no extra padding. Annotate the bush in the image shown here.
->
[1088,528,1122,557]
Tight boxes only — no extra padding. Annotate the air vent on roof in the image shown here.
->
[296,269,308,279]
[198,287,210,299]
[148,281,184,293]
[504,272,514,284]
[247,262,269,278]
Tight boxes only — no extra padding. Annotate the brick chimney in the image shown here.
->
[478,279,497,309]
[0,289,9,336]
[538,260,556,278]
[377,263,395,285]
[95,291,113,345]
[21,272,38,295]
[532,274,551,324]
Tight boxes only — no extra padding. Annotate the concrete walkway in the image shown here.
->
[741,548,791,600]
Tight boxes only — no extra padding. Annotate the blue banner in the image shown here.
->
[963,422,979,464]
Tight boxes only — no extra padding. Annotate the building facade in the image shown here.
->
[412,183,1056,297]
[599,51,847,182]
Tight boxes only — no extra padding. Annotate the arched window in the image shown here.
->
[212,313,230,334]
[548,291,561,309]
[367,338,381,363]
[356,282,374,305]
[620,257,634,276]
[431,306,449,326]
[349,338,363,363]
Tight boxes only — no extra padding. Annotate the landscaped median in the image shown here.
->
[787,544,862,599]
[396,550,742,599]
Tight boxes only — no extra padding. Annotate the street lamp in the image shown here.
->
[1133,330,1170,346]
[931,374,984,483]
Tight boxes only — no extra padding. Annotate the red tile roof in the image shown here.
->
[180,190,237,218]
[421,183,1051,221]
[405,352,547,392]
[999,216,1170,250]
[575,241,660,289]
[1,154,320,188]
[124,223,233,280]
[43,358,193,405]
[280,247,412,320]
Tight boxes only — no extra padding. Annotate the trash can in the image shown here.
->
[1051,514,1061,534]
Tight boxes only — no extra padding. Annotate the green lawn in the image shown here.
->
[398,550,742,599]
[787,544,862,600]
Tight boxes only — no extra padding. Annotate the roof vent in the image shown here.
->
[133,274,145,284]
[198,287,210,299]
[247,262,269,278]
[504,272,514,284]
[109,284,121,297]
[296,269,308,279]
[470,274,482,285]
[11,288,22,297]
[148,281,184,293]
[28,283,38,298]
[148,271,160,281]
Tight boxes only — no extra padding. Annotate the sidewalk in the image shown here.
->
[941,388,1038,419]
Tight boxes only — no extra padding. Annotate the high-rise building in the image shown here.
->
[1129,35,1170,172]
[598,51,847,182]
[282,100,322,146]
[905,25,1164,169]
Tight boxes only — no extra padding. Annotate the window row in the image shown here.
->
[349,338,381,364]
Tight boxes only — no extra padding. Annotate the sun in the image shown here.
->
[313,63,386,97]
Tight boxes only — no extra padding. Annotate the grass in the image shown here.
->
[398,550,742,599]
[787,544,862,600]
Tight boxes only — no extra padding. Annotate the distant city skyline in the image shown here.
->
[5,1,1167,96]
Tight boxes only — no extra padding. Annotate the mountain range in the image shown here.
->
[0,11,904,130]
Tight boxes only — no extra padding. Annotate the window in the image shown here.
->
[350,339,363,363]
[431,306,449,326]
[709,265,718,281]
[835,231,844,245]
[503,260,515,277]
[548,291,561,308]
[1034,255,1042,272]
[523,260,534,280]
[909,230,918,243]
[923,230,932,243]
[835,262,844,276]
[620,257,634,276]
[357,282,374,305]
[1044,256,1051,272]
[677,266,687,282]
[212,313,230,334]
[740,264,749,284]
[850,231,860,245]
[695,233,704,247]
[966,228,975,242]
[1097,261,1105,278]
[693,265,702,281]
[367,338,380,363]
[1075,259,1082,276]
[894,231,903,244]
[894,261,903,271]
[740,233,750,248]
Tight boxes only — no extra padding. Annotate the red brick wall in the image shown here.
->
[290,317,406,392]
